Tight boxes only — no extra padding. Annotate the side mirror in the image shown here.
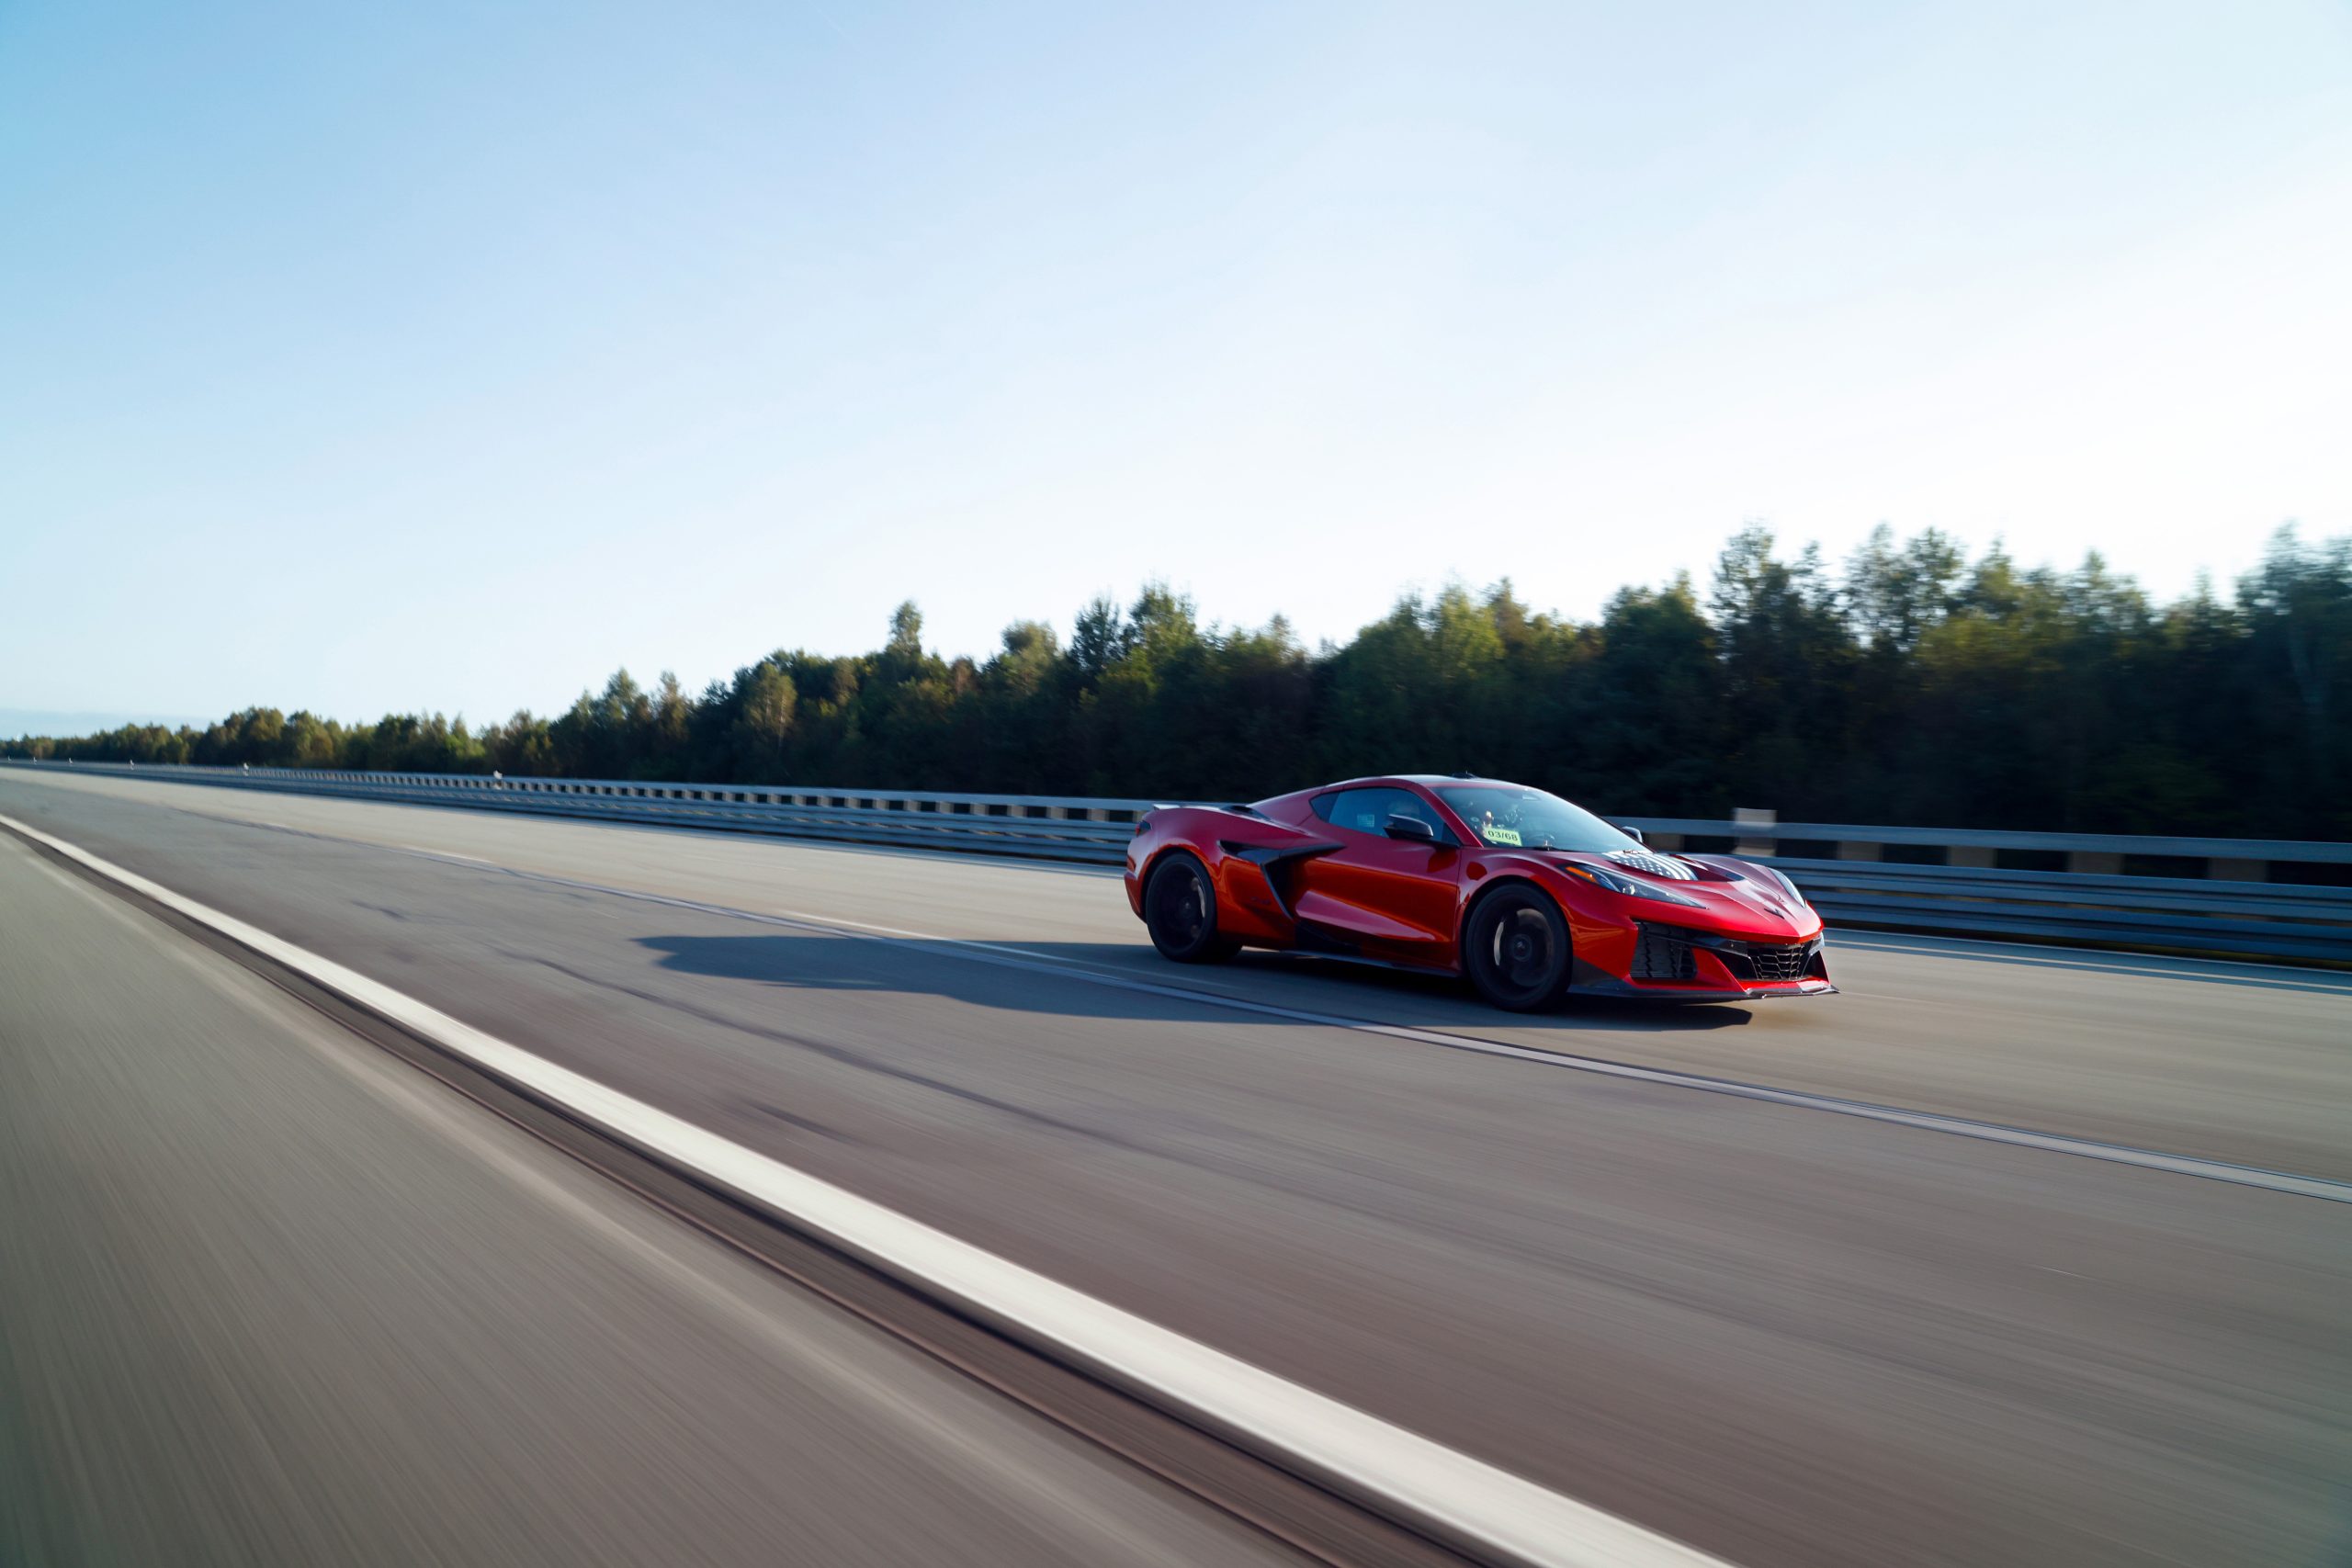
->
[1617,824,1645,845]
[1385,814,1440,844]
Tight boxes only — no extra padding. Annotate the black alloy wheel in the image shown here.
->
[1464,885,1571,1010]
[1145,852,1238,963]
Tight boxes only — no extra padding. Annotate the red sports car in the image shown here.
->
[1125,774,1832,1009]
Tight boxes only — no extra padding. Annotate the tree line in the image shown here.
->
[11,525,2348,840]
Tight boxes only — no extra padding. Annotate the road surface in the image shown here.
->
[0,824,1296,1567]
[2,767,2347,1567]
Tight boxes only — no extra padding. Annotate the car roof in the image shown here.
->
[1246,775,1527,817]
[1300,774,1520,792]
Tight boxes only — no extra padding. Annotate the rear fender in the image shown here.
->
[1130,807,1340,945]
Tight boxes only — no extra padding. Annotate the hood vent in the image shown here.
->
[1607,848,1698,882]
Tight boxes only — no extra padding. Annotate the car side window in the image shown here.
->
[1312,787,1453,841]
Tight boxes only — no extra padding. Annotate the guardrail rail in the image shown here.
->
[7,760,2346,964]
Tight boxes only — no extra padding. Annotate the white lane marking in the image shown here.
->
[358,843,2352,1208]
[0,812,1731,1568]
[404,844,491,863]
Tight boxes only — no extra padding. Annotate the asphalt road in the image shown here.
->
[3,768,2349,1568]
[0,828,1294,1567]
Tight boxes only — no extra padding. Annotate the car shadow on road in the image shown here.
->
[637,933,1754,1033]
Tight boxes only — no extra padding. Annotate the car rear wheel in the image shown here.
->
[1144,852,1238,963]
[1464,885,1571,1010]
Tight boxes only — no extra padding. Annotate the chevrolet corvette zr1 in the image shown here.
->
[1125,774,1831,1010]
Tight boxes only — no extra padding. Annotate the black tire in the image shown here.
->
[1144,852,1238,963]
[1463,885,1572,1011]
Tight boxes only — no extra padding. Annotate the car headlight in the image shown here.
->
[1759,865,1808,905]
[1560,861,1708,908]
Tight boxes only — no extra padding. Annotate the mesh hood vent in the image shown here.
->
[1607,848,1698,882]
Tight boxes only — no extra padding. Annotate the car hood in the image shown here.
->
[1553,851,1822,942]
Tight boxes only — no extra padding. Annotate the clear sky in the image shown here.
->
[5,1,2348,728]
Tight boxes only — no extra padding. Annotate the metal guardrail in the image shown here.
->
[1,761,1156,861]
[7,760,2347,964]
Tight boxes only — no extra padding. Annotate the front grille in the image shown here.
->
[1714,938,1821,983]
[1739,941,1816,982]
[1634,924,1820,985]
[1631,923,1698,981]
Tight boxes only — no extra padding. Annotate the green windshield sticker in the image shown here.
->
[1482,826,1522,846]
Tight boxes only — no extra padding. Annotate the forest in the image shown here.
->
[12,525,2348,840]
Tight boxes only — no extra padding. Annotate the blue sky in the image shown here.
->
[5,1,2348,728]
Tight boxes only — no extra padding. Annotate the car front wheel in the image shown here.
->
[1464,885,1571,1010]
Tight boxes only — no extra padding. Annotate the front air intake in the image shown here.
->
[1633,923,1823,984]
[1631,923,1699,981]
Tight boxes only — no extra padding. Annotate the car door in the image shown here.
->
[1289,785,1465,964]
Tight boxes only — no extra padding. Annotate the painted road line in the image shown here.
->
[0,811,1732,1568]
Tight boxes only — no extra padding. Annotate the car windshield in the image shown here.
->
[1436,786,1640,853]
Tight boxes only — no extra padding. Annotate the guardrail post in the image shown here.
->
[2210,857,2268,882]
[1836,840,1882,861]
[2067,851,2123,874]
[1948,844,1996,868]
[1733,807,1775,858]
